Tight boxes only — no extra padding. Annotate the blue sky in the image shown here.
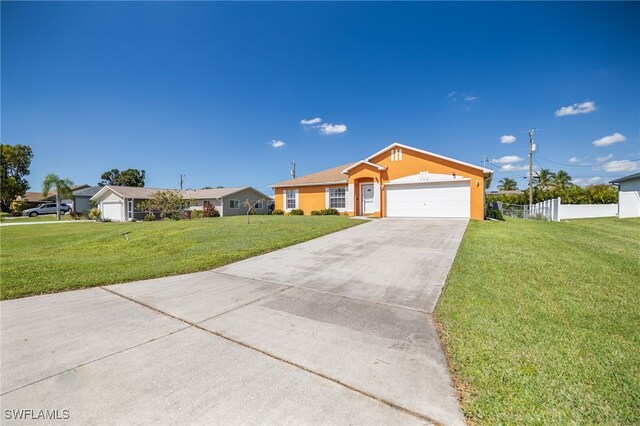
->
[2,1,639,193]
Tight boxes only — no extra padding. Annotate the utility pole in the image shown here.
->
[179,174,185,190]
[291,161,296,179]
[528,130,534,205]
[482,155,488,168]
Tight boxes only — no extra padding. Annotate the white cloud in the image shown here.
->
[601,160,640,173]
[596,154,613,164]
[592,132,626,147]
[269,140,285,148]
[465,95,477,102]
[573,176,606,187]
[492,155,524,164]
[500,135,516,144]
[300,117,322,125]
[500,164,530,171]
[555,101,597,117]
[569,156,581,164]
[316,123,347,135]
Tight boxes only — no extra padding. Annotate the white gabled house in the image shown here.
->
[90,185,271,221]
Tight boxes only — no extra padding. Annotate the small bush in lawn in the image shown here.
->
[10,200,29,216]
[289,209,304,216]
[320,208,339,215]
[88,208,101,221]
[144,214,155,221]
[181,210,192,220]
[191,209,203,219]
[70,211,85,220]
[272,209,284,215]
[486,207,504,221]
[202,204,220,218]
[310,210,321,216]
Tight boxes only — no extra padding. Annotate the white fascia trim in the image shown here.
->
[341,160,386,174]
[90,186,125,202]
[366,142,493,174]
[384,178,471,186]
[272,181,347,188]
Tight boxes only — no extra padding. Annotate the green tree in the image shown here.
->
[553,170,573,188]
[585,184,617,204]
[99,168,145,187]
[533,169,556,190]
[497,177,518,191]
[0,144,34,211]
[138,190,190,219]
[42,173,74,221]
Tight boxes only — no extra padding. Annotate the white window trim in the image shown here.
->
[285,189,298,211]
[325,187,347,212]
[127,199,134,220]
[229,199,240,209]
[255,200,264,209]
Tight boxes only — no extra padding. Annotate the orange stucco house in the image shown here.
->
[272,143,493,220]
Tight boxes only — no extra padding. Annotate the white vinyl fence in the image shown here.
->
[523,198,618,221]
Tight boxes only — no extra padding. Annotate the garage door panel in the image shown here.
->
[386,182,470,218]
[102,202,123,221]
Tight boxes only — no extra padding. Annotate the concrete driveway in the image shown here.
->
[1,218,468,425]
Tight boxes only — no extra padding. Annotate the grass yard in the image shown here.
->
[1,215,74,223]
[436,217,640,425]
[0,215,363,300]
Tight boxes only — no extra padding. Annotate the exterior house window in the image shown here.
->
[329,188,346,209]
[286,190,297,209]
[255,200,264,209]
[127,199,133,220]
[229,199,240,209]
[203,200,211,207]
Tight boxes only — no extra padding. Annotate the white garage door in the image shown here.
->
[386,181,470,218]
[102,202,123,221]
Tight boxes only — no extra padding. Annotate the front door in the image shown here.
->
[361,184,374,215]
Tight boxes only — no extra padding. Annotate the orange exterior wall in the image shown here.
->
[369,148,486,220]
[274,184,347,214]
[275,146,487,220]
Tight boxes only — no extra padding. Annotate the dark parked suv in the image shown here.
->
[22,203,72,217]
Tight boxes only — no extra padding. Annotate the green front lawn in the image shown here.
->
[436,217,640,424]
[0,216,362,300]
[1,214,73,223]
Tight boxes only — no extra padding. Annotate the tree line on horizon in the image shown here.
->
[490,169,617,205]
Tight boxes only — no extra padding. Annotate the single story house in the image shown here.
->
[16,185,91,211]
[272,143,493,220]
[72,186,102,213]
[90,186,271,221]
[611,172,640,218]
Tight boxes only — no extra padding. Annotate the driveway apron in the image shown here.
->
[1,218,467,425]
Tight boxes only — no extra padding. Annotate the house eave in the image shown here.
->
[271,180,348,189]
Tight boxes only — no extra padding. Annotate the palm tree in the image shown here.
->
[42,173,74,221]
[533,169,556,191]
[553,170,573,188]
[497,177,518,191]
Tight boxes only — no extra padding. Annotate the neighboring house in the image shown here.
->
[72,186,102,213]
[90,185,271,221]
[611,172,640,218]
[272,143,493,220]
[16,185,90,211]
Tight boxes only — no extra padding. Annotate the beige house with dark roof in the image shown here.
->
[91,185,271,221]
